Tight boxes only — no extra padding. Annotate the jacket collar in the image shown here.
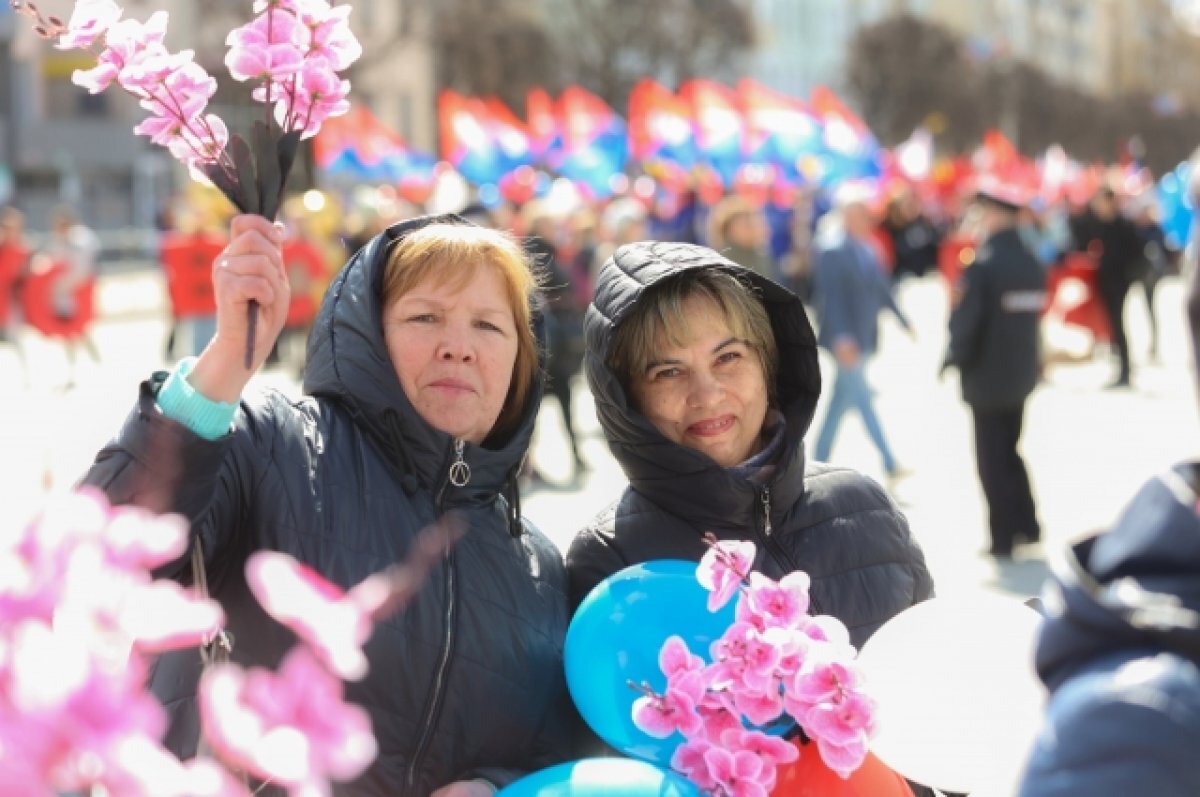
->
[302,214,544,507]
[584,241,821,528]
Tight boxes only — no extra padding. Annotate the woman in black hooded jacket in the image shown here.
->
[83,213,572,796]
[566,240,936,792]
[567,241,933,641]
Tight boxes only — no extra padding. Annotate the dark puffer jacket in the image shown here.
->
[566,241,934,648]
[1018,463,1200,797]
[83,214,572,796]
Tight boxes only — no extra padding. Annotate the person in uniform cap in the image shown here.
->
[942,181,1047,560]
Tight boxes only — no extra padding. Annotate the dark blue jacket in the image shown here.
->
[813,233,909,356]
[945,227,1046,411]
[1018,462,1200,797]
[84,215,573,796]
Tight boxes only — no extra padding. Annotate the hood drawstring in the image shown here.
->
[383,409,420,495]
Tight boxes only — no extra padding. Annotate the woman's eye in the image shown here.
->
[475,319,502,332]
[651,367,681,380]
[407,314,436,323]
[716,350,743,365]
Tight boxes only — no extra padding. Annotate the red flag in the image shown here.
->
[526,87,560,159]
[810,85,870,135]
[680,79,744,155]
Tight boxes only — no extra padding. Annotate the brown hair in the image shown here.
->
[382,223,541,444]
[610,268,778,404]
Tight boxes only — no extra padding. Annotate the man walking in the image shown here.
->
[812,184,913,484]
[1070,186,1143,387]
[943,184,1047,559]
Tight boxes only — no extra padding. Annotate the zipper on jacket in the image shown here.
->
[405,441,465,794]
[760,486,774,536]
[755,485,825,615]
[448,438,471,487]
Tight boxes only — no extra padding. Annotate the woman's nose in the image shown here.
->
[437,325,474,362]
[687,370,722,407]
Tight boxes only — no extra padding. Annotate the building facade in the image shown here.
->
[746,0,1196,107]
[0,0,437,231]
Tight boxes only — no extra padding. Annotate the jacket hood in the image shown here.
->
[1036,462,1200,692]
[303,213,545,511]
[584,240,821,527]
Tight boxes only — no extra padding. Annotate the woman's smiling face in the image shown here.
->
[630,295,769,467]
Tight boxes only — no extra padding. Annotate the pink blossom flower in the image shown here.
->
[804,691,876,747]
[705,746,770,797]
[178,758,255,797]
[226,36,305,82]
[72,12,170,93]
[788,657,863,706]
[94,504,187,572]
[814,735,870,780]
[119,579,225,654]
[697,541,755,611]
[245,551,375,681]
[672,738,718,791]
[297,1,362,70]
[719,729,799,792]
[282,59,351,138]
[2,619,170,794]
[198,647,377,790]
[720,728,799,767]
[659,635,704,678]
[800,614,852,647]
[732,685,784,727]
[631,670,705,739]
[744,571,810,630]
[57,0,123,50]
[696,695,743,742]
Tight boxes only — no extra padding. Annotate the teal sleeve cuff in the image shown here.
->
[155,357,238,441]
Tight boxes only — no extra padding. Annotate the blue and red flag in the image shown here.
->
[553,85,629,197]
[313,104,436,190]
[628,78,698,177]
[526,87,564,165]
[738,79,823,183]
[810,85,882,187]
[438,90,531,185]
[681,79,746,188]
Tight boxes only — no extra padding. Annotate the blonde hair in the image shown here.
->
[610,269,778,404]
[707,195,759,250]
[382,223,541,444]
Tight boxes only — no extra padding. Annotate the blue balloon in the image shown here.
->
[565,560,736,766]
[497,758,700,796]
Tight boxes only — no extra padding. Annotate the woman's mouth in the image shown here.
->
[687,415,735,437]
[429,378,474,394]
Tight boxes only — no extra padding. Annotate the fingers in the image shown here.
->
[229,213,284,242]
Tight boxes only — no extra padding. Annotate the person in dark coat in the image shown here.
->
[1016,463,1200,796]
[83,213,572,797]
[942,186,1047,560]
[565,240,935,792]
[1016,243,1200,797]
[1069,186,1144,387]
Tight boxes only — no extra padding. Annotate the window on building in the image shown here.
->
[44,78,110,120]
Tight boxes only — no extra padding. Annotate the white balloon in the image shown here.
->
[856,594,1046,795]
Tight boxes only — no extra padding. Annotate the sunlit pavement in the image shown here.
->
[3,267,1198,605]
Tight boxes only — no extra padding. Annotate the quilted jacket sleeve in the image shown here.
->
[80,372,282,581]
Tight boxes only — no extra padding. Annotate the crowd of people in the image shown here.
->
[0,157,1190,794]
